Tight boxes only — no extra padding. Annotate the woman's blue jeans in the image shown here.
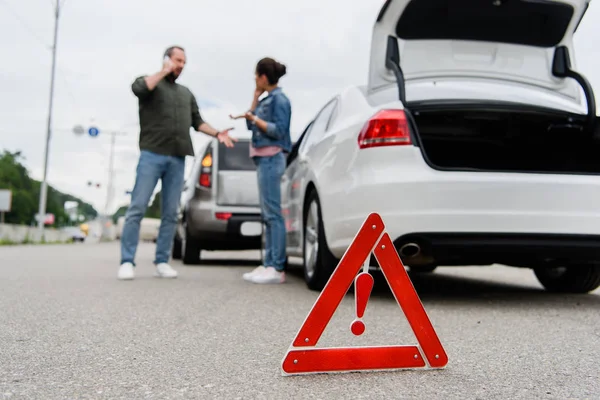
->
[254,152,287,271]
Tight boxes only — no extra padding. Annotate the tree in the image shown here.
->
[112,190,162,223]
[112,204,128,224]
[0,150,98,226]
[145,191,161,219]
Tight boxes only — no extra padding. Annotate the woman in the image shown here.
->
[230,57,292,284]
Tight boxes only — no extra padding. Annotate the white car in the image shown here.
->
[281,0,600,294]
[61,227,86,243]
[115,216,159,242]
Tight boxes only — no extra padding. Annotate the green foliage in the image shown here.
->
[0,150,98,226]
[112,190,162,223]
[145,191,161,219]
[112,205,128,224]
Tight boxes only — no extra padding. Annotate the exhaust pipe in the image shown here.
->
[399,242,421,258]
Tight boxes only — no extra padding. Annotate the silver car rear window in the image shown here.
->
[217,141,256,171]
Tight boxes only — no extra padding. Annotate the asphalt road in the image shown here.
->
[1,241,599,399]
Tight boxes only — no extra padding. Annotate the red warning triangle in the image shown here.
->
[281,213,448,375]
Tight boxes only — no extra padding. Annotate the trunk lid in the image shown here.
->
[368,0,590,104]
[214,139,260,207]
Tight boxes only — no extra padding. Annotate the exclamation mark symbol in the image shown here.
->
[350,272,374,336]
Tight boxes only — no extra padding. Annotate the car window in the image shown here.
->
[287,121,313,165]
[312,100,337,135]
[327,101,339,131]
[300,99,337,152]
[217,141,255,171]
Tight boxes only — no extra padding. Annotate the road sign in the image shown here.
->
[0,189,11,212]
[73,125,85,135]
[64,201,79,211]
[35,213,55,225]
[88,127,99,137]
[281,213,448,375]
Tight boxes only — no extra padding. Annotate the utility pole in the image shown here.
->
[101,131,126,241]
[37,0,60,239]
[105,131,117,216]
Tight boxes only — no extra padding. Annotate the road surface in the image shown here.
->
[1,242,599,399]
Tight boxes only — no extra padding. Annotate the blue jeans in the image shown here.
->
[120,150,185,266]
[254,152,287,271]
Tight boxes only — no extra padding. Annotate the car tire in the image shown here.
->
[181,221,201,265]
[303,190,337,291]
[534,264,600,293]
[172,233,182,260]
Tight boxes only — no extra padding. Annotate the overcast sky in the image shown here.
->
[1,0,599,216]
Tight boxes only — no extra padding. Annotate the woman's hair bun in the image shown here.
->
[256,57,287,84]
[276,62,287,78]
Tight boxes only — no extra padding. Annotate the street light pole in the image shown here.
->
[100,131,126,241]
[37,0,61,239]
[105,131,117,216]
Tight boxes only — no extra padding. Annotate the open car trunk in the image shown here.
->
[370,0,596,144]
[370,0,590,98]
[409,102,600,174]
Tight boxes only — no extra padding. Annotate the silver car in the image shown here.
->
[172,136,263,264]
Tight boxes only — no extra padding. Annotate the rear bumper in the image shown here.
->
[323,146,600,261]
[185,199,262,250]
[390,232,600,268]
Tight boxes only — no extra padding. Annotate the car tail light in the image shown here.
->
[357,109,412,149]
[199,174,211,187]
[199,151,212,188]
[215,212,232,220]
[201,154,212,167]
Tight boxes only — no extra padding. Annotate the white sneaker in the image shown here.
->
[155,263,178,279]
[118,262,134,280]
[243,265,266,281]
[249,266,285,284]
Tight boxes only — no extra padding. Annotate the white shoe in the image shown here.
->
[243,265,266,281]
[118,262,134,280]
[155,263,178,279]
[249,266,285,284]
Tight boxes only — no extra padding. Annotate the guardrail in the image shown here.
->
[0,223,72,244]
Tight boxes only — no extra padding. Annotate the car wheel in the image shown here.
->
[534,264,600,293]
[181,220,201,265]
[172,233,182,260]
[303,190,337,291]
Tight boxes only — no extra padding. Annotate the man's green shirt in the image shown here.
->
[131,76,205,157]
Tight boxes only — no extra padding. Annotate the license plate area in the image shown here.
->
[240,221,262,236]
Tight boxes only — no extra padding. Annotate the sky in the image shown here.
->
[1,0,600,216]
